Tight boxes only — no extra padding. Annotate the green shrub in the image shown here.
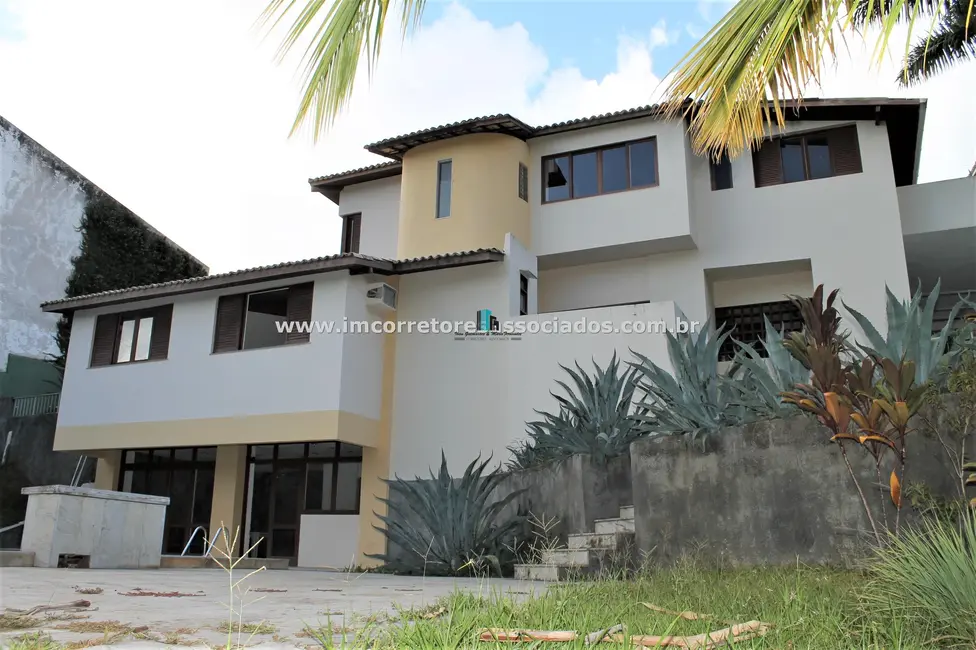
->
[860,510,976,644]
[370,452,524,576]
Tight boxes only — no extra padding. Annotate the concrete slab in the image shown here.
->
[0,568,544,649]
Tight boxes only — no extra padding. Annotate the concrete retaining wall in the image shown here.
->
[630,414,971,566]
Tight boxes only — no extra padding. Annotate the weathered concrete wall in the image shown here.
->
[497,454,632,541]
[630,414,972,566]
[0,398,91,548]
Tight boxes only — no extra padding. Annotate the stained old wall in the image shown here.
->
[631,415,972,566]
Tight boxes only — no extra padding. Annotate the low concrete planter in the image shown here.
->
[21,485,169,568]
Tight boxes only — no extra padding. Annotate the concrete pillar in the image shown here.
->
[209,445,247,557]
[93,451,121,490]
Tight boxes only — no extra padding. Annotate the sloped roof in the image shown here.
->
[310,97,927,199]
[41,248,505,314]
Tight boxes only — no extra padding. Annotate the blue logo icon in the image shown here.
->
[476,309,499,332]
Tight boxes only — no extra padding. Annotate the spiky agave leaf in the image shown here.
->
[510,353,646,469]
[726,316,811,416]
[844,280,969,385]
[369,452,525,575]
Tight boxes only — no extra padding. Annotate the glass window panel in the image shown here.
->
[305,465,323,511]
[196,447,217,462]
[242,290,289,351]
[134,317,153,360]
[601,146,628,193]
[133,450,151,464]
[174,448,193,461]
[270,529,296,558]
[806,137,832,179]
[308,442,337,458]
[436,160,452,218]
[335,462,362,512]
[276,443,306,460]
[193,468,214,526]
[543,156,570,202]
[780,139,806,183]
[148,468,169,497]
[629,140,657,187]
[571,152,598,198]
[116,320,135,363]
[322,464,335,511]
[711,154,733,190]
[273,465,303,524]
[338,443,363,458]
[122,470,133,492]
[249,463,272,531]
[251,445,274,461]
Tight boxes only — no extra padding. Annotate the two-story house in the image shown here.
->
[40,97,976,570]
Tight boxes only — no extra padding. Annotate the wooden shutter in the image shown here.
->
[90,313,120,367]
[285,283,314,344]
[213,294,245,353]
[828,125,863,177]
[752,138,783,188]
[148,305,173,361]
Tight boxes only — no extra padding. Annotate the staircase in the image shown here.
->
[515,505,636,581]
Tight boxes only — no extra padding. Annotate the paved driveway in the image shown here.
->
[0,567,543,648]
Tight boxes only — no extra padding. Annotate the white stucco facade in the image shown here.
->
[337,176,401,259]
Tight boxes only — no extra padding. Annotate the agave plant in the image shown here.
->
[370,452,524,576]
[844,280,971,386]
[630,318,765,441]
[509,353,646,470]
[725,315,811,417]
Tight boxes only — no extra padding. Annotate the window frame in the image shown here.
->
[519,274,530,316]
[212,283,314,354]
[779,133,834,184]
[244,442,363,516]
[518,162,529,202]
[111,307,165,365]
[340,213,362,254]
[709,152,733,191]
[436,159,453,219]
[541,137,659,204]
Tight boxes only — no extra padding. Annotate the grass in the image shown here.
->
[302,563,943,649]
[214,620,277,635]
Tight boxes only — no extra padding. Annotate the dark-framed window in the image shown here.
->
[542,137,658,203]
[753,125,862,188]
[90,305,173,368]
[710,152,733,190]
[714,300,804,361]
[213,283,314,353]
[519,274,530,316]
[118,446,217,555]
[436,159,452,218]
[518,162,529,202]
[340,213,361,254]
[246,442,363,516]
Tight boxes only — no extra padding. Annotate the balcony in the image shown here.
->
[899,177,976,293]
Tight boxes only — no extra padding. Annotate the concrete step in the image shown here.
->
[514,564,579,581]
[539,548,590,567]
[568,531,636,551]
[593,517,636,534]
[0,550,34,567]
[619,505,635,520]
[159,555,290,570]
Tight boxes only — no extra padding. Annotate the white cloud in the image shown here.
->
[0,0,666,272]
[0,0,972,275]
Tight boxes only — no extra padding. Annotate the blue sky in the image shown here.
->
[440,1,707,79]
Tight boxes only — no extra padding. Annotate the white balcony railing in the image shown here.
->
[11,392,61,418]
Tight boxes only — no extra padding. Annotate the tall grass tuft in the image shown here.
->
[860,511,976,645]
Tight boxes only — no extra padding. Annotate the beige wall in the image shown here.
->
[210,445,246,555]
[396,134,531,258]
[54,410,380,452]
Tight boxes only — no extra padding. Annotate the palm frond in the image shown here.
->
[260,0,425,140]
[901,0,976,83]
[659,0,974,158]
[850,0,952,27]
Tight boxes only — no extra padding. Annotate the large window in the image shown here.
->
[542,138,658,203]
[518,162,529,202]
[714,300,804,361]
[340,213,361,254]
[519,274,530,316]
[212,283,313,353]
[436,160,452,218]
[243,442,363,564]
[118,447,216,555]
[90,305,173,368]
[753,125,862,188]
